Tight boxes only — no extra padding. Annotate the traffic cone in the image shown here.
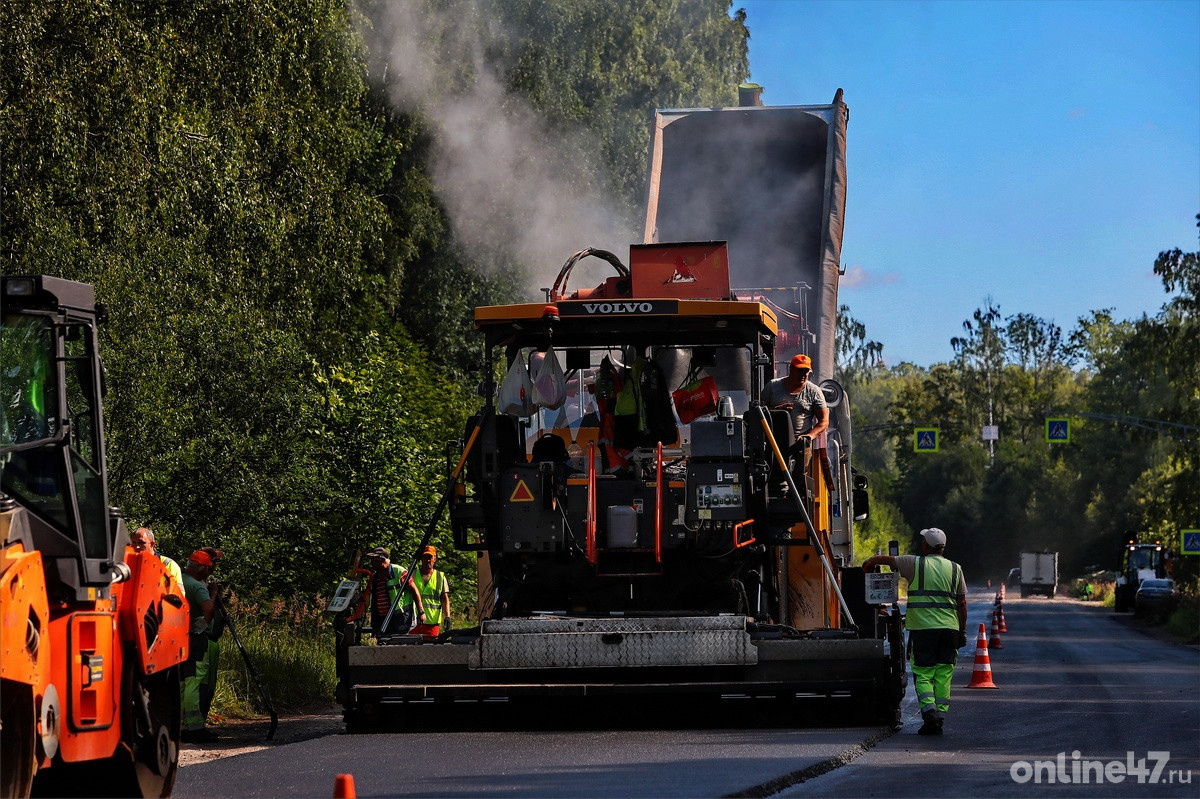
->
[334,774,356,799]
[966,622,998,689]
[989,609,1004,649]
[999,583,1006,602]
[998,605,1008,633]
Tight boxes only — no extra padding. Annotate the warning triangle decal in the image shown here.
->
[510,480,535,502]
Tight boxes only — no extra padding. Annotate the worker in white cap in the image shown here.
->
[863,527,967,735]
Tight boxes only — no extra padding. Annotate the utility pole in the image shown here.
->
[986,363,995,466]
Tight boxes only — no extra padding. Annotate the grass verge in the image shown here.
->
[1161,594,1199,645]
[209,595,337,719]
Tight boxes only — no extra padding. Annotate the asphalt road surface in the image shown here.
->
[174,589,1198,798]
[787,591,1200,799]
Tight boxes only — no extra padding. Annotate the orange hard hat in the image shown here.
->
[790,354,812,370]
[189,550,215,567]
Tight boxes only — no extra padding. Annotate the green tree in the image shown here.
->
[492,0,750,213]
[0,0,445,595]
[835,303,884,387]
[852,478,911,561]
[317,330,477,604]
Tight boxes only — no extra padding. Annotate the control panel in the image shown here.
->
[695,482,742,509]
[685,462,746,525]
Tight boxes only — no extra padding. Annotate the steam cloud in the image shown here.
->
[840,264,900,290]
[361,2,635,296]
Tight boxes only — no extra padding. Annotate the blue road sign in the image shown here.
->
[1046,417,1070,443]
[914,427,939,452]
[1182,530,1200,556]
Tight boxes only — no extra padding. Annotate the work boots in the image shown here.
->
[917,710,944,735]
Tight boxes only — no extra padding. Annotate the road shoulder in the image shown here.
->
[178,705,344,766]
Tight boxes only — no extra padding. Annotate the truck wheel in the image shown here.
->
[0,679,37,799]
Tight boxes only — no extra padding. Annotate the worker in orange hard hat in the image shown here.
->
[763,353,829,445]
[405,546,451,639]
[181,547,224,743]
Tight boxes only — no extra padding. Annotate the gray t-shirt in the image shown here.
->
[763,378,827,437]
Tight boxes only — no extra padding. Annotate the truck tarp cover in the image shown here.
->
[643,98,848,379]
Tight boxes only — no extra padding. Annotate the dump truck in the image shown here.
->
[1,275,190,798]
[1018,550,1058,598]
[334,89,906,728]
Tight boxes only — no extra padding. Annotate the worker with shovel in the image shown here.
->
[181,548,223,743]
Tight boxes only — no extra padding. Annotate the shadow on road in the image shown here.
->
[352,693,885,734]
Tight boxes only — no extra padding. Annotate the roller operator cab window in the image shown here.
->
[1,312,58,447]
[1,313,108,560]
[1,312,68,528]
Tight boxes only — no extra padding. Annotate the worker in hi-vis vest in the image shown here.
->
[405,545,451,639]
[863,527,968,736]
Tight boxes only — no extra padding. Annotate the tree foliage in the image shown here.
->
[491,0,749,213]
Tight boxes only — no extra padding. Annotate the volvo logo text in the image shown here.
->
[581,302,655,314]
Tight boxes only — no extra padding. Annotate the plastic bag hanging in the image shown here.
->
[672,374,719,423]
[531,348,567,410]
[498,350,535,416]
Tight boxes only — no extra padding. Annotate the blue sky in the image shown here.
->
[734,0,1199,366]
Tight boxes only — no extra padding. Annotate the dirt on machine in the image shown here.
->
[1,276,190,797]
[331,88,907,729]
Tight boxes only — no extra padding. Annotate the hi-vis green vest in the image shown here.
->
[383,564,404,607]
[906,555,963,631]
[404,569,448,625]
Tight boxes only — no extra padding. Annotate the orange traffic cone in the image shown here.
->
[966,622,999,689]
[334,774,356,799]
[999,583,1006,602]
[998,605,1008,633]
[989,609,1004,649]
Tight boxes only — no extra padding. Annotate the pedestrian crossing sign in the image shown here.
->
[1046,417,1070,443]
[914,427,939,452]
[1182,530,1200,556]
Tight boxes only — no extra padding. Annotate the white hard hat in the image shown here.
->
[920,528,947,547]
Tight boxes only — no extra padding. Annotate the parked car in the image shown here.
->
[1134,578,1179,613]
[1006,568,1021,588]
